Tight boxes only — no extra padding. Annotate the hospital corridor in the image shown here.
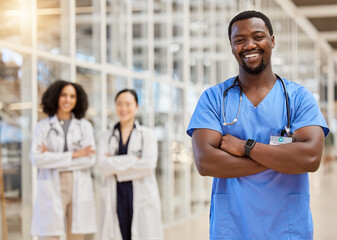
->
[2,0,337,239]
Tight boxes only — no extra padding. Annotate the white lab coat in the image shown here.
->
[30,115,97,236]
[97,122,163,240]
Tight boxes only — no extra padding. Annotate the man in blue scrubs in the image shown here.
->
[187,11,328,240]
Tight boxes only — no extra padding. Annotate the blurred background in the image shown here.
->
[0,0,337,239]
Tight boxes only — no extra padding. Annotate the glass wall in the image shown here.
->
[0,0,331,239]
[0,48,33,240]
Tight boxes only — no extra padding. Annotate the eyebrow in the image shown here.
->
[232,30,267,39]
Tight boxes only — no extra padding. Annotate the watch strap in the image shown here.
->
[244,139,256,158]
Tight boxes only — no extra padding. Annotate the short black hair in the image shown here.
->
[41,80,88,119]
[115,89,138,106]
[228,10,273,41]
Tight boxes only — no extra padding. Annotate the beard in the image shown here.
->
[239,49,267,75]
[241,60,266,75]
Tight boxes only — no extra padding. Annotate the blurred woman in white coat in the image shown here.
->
[30,80,97,240]
[98,89,163,240]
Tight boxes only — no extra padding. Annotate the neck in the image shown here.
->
[120,119,135,130]
[238,68,276,91]
[57,111,71,120]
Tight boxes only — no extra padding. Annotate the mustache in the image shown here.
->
[239,49,264,58]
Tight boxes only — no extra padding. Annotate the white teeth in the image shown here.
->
[244,53,259,58]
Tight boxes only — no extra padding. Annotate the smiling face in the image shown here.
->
[230,17,275,75]
[57,84,77,116]
[115,91,138,124]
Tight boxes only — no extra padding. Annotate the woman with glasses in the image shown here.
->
[97,89,163,240]
[30,80,97,240]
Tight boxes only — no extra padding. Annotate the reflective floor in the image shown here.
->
[164,161,337,240]
[3,162,337,240]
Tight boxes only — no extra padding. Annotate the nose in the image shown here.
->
[65,95,71,102]
[243,38,257,50]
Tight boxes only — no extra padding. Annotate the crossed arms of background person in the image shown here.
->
[192,126,325,178]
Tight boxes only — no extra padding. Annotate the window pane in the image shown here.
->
[76,1,101,63]
[154,2,168,76]
[0,48,32,240]
[107,0,128,66]
[132,0,148,72]
[153,81,170,223]
[0,1,31,46]
[37,0,70,55]
[172,0,183,82]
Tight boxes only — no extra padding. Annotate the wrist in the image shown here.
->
[244,139,256,158]
[72,151,78,158]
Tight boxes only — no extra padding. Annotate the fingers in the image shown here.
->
[82,145,96,157]
[73,145,96,158]
[38,143,48,153]
[83,147,95,157]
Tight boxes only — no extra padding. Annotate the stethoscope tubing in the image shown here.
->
[46,118,84,144]
[223,74,291,136]
[108,127,144,157]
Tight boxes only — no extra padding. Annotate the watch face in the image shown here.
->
[246,139,255,147]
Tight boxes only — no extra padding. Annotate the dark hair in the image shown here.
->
[115,89,138,106]
[41,80,88,119]
[228,10,273,41]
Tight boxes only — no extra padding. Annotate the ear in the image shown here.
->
[271,35,275,49]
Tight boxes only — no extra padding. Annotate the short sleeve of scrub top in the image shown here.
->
[187,87,223,137]
[290,85,329,136]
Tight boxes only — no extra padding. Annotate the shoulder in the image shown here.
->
[282,78,312,97]
[138,125,154,134]
[204,77,236,95]
[35,117,50,130]
[198,77,236,105]
[37,117,50,125]
[137,125,157,140]
[77,118,93,128]
[280,77,317,104]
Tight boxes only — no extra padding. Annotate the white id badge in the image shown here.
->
[269,135,293,145]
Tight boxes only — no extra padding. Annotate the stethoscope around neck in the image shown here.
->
[108,123,144,157]
[46,118,84,147]
[222,74,292,137]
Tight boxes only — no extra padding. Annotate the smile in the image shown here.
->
[244,53,260,59]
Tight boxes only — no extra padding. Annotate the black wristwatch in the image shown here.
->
[244,139,256,158]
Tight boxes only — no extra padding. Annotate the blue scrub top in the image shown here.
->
[187,77,329,240]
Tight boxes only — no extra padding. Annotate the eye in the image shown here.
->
[234,38,244,44]
[255,35,264,40]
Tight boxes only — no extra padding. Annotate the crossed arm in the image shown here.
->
[191,125,325,178]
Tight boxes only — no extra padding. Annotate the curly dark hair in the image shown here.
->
[228,10,273,41]
[41,80,88,119]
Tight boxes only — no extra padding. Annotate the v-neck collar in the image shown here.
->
[115,122,135,146]
[242,78,279,109]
